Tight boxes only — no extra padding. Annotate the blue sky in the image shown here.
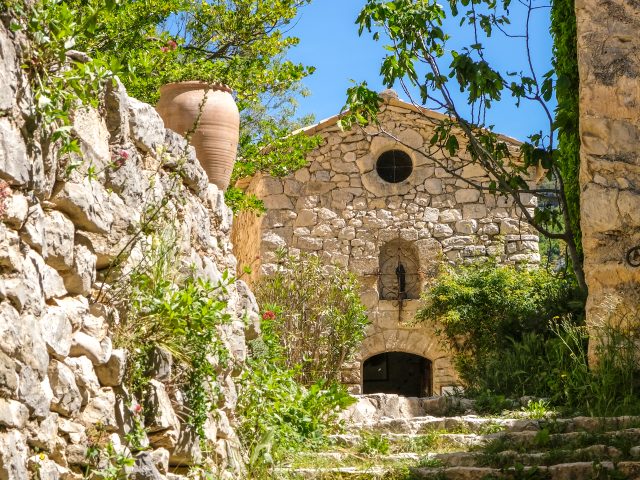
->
[287,0,555,142]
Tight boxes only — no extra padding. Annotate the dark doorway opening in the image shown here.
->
[362,352,432,397]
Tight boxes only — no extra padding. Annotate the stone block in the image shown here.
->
[104,77,130,141]
[69,332,111,366]
[49,360,82,417]
[64,356,100,405]
[463,203,487,219]
[41,306,73,359]
[80,387,117,431]
[432,223,453,238]
[1,191,28,228]
[145,380,179,448]
[0,398,28,428]
[51,180,116,234]
[20,203,47,255]
[131,452,164,480]
[62,244,96,296]
[0,430,28,480]
[128,97,165,154]
[439,209,462,223]
[455,188,481,203]
[0,118,29,186]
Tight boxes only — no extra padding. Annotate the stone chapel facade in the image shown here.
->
[232,91,540,396]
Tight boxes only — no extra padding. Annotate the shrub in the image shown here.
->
[237,321,355,476]
[417,260,578,389]
[112,229,230,438]
[254,251,369,385]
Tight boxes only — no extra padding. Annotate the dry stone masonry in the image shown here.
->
[576,0,640,356]
[0,16,259,480]
[232,91,540,395]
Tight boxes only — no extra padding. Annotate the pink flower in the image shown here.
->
[166,40,178,50]
[119,150,129,159]
[262,311,276,320]
[133,403,142,415]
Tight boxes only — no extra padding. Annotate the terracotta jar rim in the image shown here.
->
[160,81,233,94]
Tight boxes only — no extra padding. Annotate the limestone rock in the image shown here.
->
[104,77,130,142]
[170,426,202,467]
[0,398,29,428]
[43,210,75,270]
[49,360,82,417]
[62,243,96,295]
[0,224,22,271]
[17,364,53,419]
[0,118,29,186]
[128,97,165,154]
[146,347,172,382]
[72,107,111,177]
[0,350,18,398]
[145,380,180,449]
[149,448,170,474]
[69,332,112,366]
[26,413,59,452]
[20,203,47,255]
[0,430,28,480]
[41,306,73,358]
[51,180,115,234]
[95,349,127,387]
[79,387,117,431]
[0,24,19,111]
[131,452,164,480]
[64,356,101,405]
[2,191,28,228]
[163,129,208,196]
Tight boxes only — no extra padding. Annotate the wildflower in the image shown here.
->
[133,403,143,415]
[167,39,178,50]
[262,310,276,320]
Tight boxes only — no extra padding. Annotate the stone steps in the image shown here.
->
[289,394,640,479]
[411,461,640,480]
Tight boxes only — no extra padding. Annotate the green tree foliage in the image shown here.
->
[416,261,578,389]
[254,251,370,385]
[341,0,586,294]
[8,0,318,210]
[68,0,319,198]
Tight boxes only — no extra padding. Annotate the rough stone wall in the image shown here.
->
[233,94,539,395]
[576,0,640,352]
[0,18,260,480]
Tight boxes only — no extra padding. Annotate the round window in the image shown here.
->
[376,150,413,183]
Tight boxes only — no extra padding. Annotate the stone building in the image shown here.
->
[233,90,540,396]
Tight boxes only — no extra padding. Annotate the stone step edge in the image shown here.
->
[410,461,640,480]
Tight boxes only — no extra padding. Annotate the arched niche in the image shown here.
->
[362,351,432,397]
[378,239,421,300]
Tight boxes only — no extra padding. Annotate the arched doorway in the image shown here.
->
[362,352,432,397]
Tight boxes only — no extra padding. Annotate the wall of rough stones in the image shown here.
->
[232,91,540,395]
[576,0,640,354]
[0,17,260,480]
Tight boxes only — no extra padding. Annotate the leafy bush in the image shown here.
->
[237,320,355,476]
[417,260,578,389]
[254,251,369,385]
[113,230,230,438]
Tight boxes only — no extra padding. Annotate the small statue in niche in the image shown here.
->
[396,262,406,300]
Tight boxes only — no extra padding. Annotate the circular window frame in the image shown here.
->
[375,149,413,183]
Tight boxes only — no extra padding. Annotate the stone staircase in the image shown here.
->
[279,394,640,479]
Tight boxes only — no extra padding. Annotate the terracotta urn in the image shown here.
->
[156,81,240,190]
